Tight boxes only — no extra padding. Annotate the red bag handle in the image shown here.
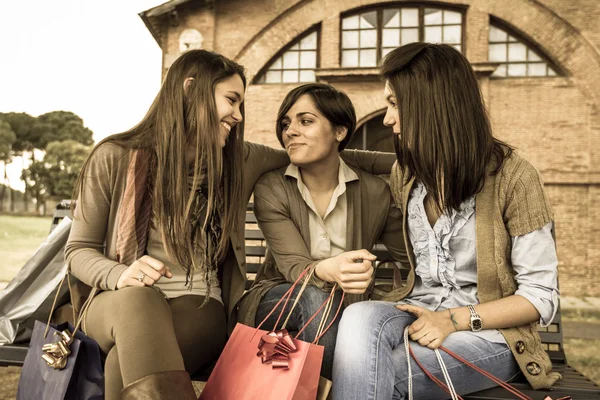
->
[404,329,534,400]
[253,264,344,343]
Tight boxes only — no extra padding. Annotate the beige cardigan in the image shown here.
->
[65,141,395,330]
[386,152,561,390]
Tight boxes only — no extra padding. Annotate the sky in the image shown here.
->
[0,0,167,190]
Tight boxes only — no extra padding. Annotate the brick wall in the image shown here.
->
[150,0,600,296]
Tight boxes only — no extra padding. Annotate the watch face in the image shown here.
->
[471,317,483,331]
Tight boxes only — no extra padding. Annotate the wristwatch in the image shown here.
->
[467,305,483,332]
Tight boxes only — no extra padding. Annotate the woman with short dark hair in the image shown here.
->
[332,43,560,399]
[238,83,407,380]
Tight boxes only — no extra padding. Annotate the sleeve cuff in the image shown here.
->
[515,288,559,327]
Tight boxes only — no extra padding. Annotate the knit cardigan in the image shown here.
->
[384,152,561,390]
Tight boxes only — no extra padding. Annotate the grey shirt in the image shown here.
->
[399,181,559,344]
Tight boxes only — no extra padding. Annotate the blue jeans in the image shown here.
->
[332,301,520,400]
[256,283,344,380]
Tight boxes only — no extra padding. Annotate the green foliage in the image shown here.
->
[23,140,92,203]
[0,120,16,161]
[0,112,36,155]
[31,111,94,149]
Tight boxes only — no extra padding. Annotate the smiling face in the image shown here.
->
[214,74,245,147]
[383,81,401,136]
[280,94,345,168]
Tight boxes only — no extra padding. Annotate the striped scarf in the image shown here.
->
[116,149,153,265]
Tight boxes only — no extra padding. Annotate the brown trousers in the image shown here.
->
[84,287,226,400]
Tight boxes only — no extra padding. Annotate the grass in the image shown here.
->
[0,215,53,281]
[564,338,600,385]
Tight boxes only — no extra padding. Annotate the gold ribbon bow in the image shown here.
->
[256,329,297,369]
[41,329,74,370]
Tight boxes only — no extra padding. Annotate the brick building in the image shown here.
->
[140,0,600,296]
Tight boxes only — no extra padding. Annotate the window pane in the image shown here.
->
[360,11,377,29]
[383,9,400,28]
[342,50,359,67]
[300,51,316,68]
[283,51,299,68]
[271,57,282,69]
[343,15,359,30]
[507,34,518,42]
[508,63,527,76]
[424,9,442,25]
[290,43,300,50]
[299,70,316,82]
[444,10,462,24]
[283,70,298,82]
[265,70,282,83]
[489,43,507,62]
[492,64,507,77]
[383,28,400,47]
[359,49,377,67]
[548,68,557,76]
[528,49,542,61]
[443,25,461,44]
[401,8,419,27]
[528,63,547,76]
[401,28,419,45]
[256,75,265,84]
[300,32,317,50]
[508,43,527,61]
[425,26,442,43]
[489,26,507,42]
[361,29,377,48]
[342,31,359,48]
[453,44,462,52]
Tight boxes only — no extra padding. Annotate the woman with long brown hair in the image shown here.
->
[332,43,560,399]
[66,49,393,399]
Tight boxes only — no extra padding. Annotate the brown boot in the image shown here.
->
[120,370,197,400]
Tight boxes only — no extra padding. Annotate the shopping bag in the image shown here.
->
[0,217,72,344]
[16,320,104,400]
[200,266,344,400]
[199,322,323,400]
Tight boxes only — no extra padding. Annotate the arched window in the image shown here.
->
[340,6,464,68]
[488,21,558,77]
[346,113,394,153]
[255,30,319,84]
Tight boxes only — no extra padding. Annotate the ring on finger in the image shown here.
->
[137,272,146,282]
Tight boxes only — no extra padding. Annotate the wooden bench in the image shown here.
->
[1,201,599,399]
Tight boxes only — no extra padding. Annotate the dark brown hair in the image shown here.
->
[275,83,356,151]
[74,49,246,279]
[381,43,512,213]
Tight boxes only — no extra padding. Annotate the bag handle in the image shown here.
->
[403,327,534,400]
[253,263,344,344]
[44,269,98,340]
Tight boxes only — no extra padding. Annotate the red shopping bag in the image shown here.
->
[199,323,324,400]
[200,266,343,400]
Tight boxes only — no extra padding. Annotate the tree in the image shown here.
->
[0,120,17,211]
[0,112,36,210]
[1,111,93,212]
[23,139,92,214]
[31,111,94,150]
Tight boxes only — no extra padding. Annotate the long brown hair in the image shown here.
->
[381,43,512,213]
[74,49,246,279]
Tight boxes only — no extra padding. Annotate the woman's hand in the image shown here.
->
[315,249,376,294]
[396,304,456,349]
[116,255,173,289]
